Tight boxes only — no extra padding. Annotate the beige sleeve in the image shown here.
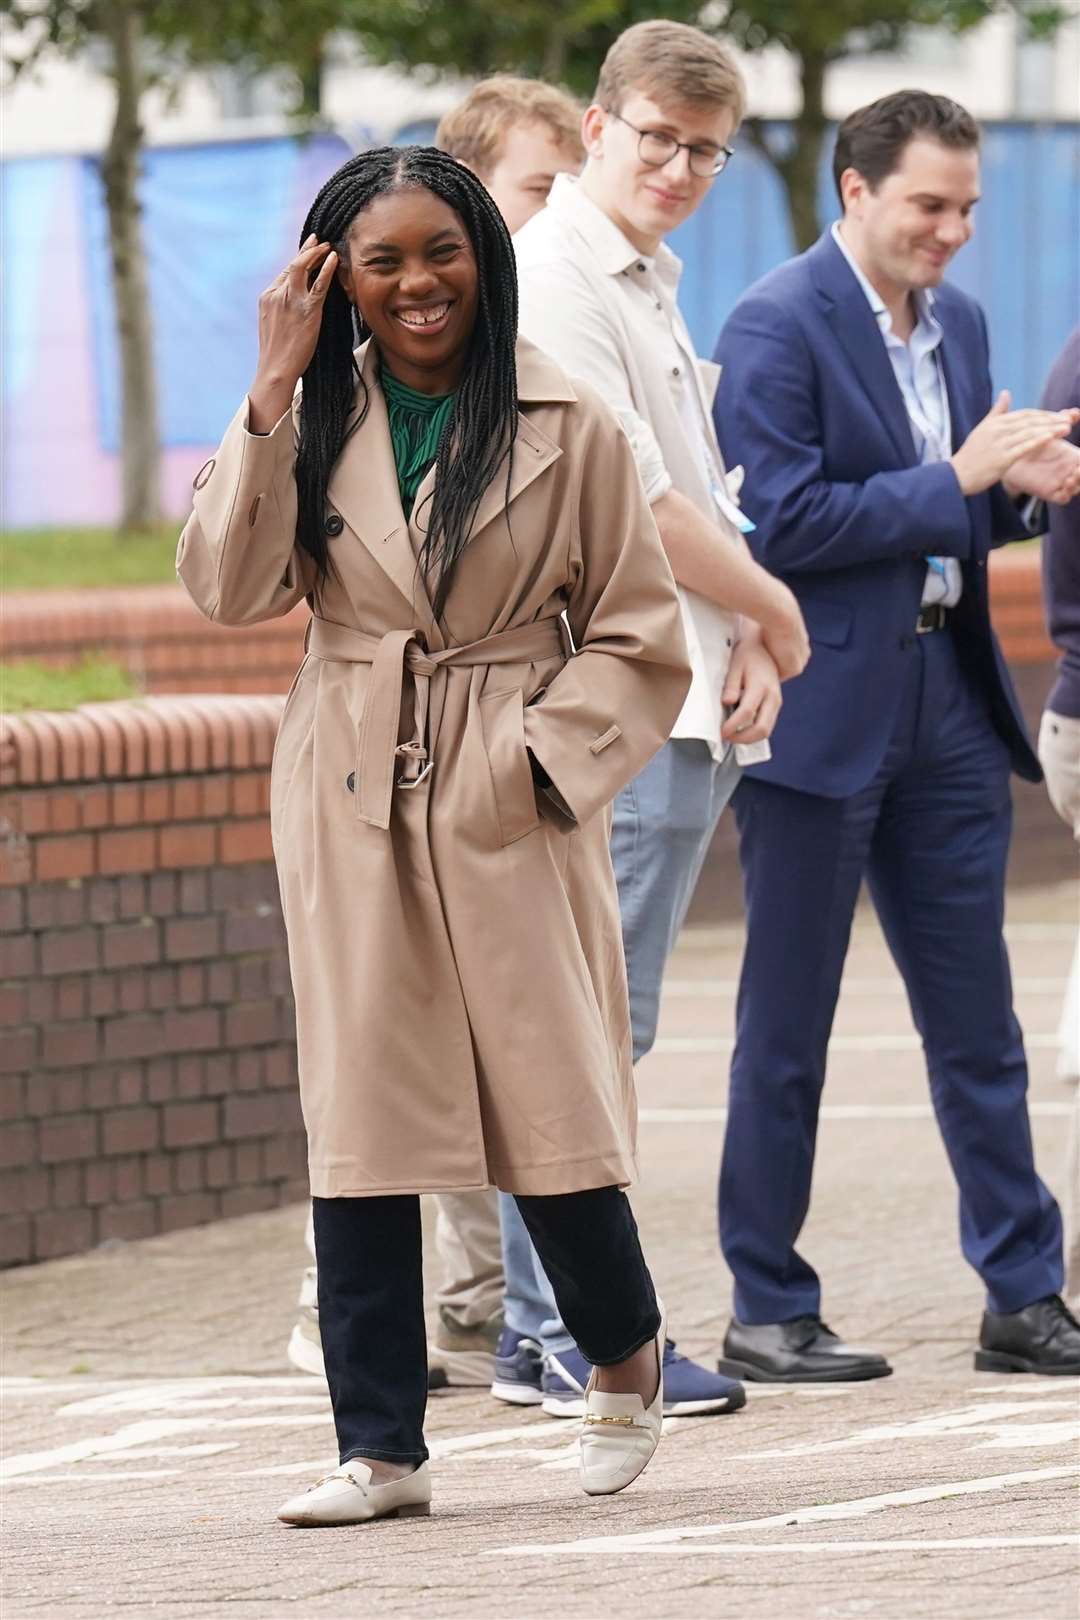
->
[175,396,317,626]
[522,386,691,827]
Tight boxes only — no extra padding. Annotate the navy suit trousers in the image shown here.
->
[722,626,1063,1323]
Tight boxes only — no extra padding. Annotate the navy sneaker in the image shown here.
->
[542,1339,746,1418]
[490,1328,544,1406]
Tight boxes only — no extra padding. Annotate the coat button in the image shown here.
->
[899,635,913,649]
[345,772,355,792]
[325,513,344,536]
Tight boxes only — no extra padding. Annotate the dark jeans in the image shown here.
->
[313,1185,659,1466]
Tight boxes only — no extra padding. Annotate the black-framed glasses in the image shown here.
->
[607,110,734,179]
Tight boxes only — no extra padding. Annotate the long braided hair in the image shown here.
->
[295,146,518,618]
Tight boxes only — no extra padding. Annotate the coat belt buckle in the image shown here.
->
[395,741,433,789]
[397,763,433,789]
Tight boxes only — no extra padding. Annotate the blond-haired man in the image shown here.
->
[510,19,809,1410]
[437,75,584,236]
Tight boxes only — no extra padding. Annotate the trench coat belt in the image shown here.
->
[305,614,569,829]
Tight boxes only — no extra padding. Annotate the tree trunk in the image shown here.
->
[778,48,828,253]
[541,30,567,82]
[100,0,160,531]
[299,37,325,118]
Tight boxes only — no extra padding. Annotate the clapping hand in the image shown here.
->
[1003,436,1080,506]
[950,391,1079,497]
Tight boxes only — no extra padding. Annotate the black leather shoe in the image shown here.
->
[717,1315,893,1383]
[974,1294,1080,1375]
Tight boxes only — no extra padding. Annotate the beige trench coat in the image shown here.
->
[177,336,690,1197]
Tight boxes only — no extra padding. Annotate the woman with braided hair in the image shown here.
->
[177,146,690,1524]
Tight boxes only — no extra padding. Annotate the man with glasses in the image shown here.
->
[509,20,809,1413]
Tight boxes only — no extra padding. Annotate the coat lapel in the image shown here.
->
[326,336,574,635]
[810,232,917,468]
[935,309,974,452]
[327,343,436,628]
[408,336,571,580]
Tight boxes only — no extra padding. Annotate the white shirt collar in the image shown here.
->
[545,172,683,289]
[830,220,938,339]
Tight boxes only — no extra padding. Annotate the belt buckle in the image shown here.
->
[917,604,945,635]
[397,762,433,790]
[394,740,433,789]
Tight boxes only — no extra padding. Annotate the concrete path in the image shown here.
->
[4,879,1078,1619]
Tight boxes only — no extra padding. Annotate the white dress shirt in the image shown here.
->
[514,173,768,765]
[830,222,962,608]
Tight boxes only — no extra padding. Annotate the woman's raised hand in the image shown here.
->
[248,237,339,433]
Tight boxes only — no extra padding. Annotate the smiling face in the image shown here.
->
[338,185,480,395]
[580,89,736,255]
[840,136,979,299]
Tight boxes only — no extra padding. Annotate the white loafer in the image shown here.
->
[277,1460,431,1526]
[579,1303,666,1497]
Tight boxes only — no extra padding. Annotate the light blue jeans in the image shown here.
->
[500,740,742,1353]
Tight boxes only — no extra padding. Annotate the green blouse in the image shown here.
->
[381,368,455,519]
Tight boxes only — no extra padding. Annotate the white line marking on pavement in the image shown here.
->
[4,1471,183,1482]
[726,1402,1079,1461]
[1,1414,332,1479]
[653,1033,1060,1054]
[53,1376,326,1417]
[229,1423,576,1477]
[640,1101,1072,1123]
[969,1381,1080,1394]
[519,1536,1080,1556]
[488,1465,1080,1556]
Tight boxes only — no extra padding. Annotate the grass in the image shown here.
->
[1,525,179,591]
[2,655,140,713]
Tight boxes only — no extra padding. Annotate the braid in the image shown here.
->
[294,146,519,616]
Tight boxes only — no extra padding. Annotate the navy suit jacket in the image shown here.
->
[712,228,1040,796]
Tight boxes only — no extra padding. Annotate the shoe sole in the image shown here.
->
[544,1387,747,1419]
[490,1380,544,1406]
[286,1324,326,1380]
[279,1502,431,1526]
[716,1356,893,1384]
[974,1349,1080,1375]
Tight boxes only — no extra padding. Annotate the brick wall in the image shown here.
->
[3,586,306,695]
[0,548,1055,701]
[0,696,307,1267]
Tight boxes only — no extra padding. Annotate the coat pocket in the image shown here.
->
[479,687,541,847]
[800,598,853,650]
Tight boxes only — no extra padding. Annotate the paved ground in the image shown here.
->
[3,872,1079,1620]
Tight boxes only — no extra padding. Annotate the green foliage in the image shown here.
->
[341,0,1076,90]
[2,526,178,590]
[0,0,348,109]
[2,655,140,713]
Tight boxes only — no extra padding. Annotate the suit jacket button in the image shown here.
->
[325,513,344,536]
[899,635,913,649]
[345,772,356,792]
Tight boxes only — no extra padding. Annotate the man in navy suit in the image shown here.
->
[712,90,1080,1381]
